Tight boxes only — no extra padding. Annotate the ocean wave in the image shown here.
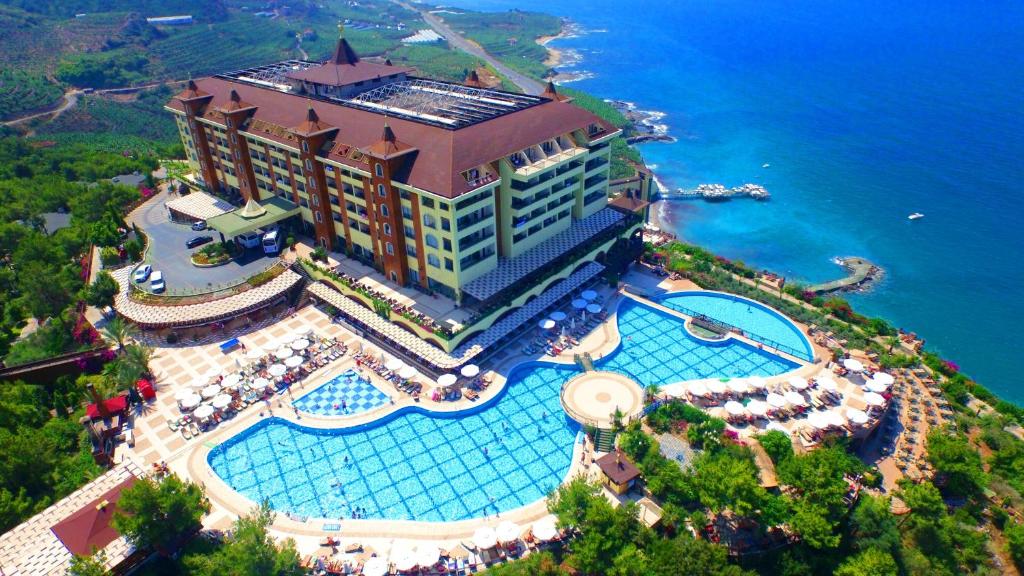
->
[554,70,597,83]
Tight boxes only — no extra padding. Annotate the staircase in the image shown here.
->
[580,352,595,372]
[593,428,616,453]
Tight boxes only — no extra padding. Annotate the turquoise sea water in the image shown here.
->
[447,0,1024,402]
[209,299,801,521]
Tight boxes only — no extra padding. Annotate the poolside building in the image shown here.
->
[166,31,623,303]
[596,449,641,495]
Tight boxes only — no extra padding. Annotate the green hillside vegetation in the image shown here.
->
[387,44,484,83]
[440,9,561,79]
[0,0,228,21]
[36,87,181,149]
[0,69,64,121]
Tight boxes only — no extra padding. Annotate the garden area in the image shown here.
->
[190,241,234,267]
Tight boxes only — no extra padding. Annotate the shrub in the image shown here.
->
[100,246,120,266]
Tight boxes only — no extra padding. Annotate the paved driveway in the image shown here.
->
[128,192,278,295]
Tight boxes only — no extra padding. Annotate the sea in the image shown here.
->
[444,0,1024,403]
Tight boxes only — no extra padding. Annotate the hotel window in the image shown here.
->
[427,254,440,268]
[302,141,309,152]
[227,119,233,128]
[441,217,451,232]
[439,202,449,211]
[309,178,316,190]
[423,214,435,229]
[444,258,453,271]
[402,206,412,219]
[377,184,386,198]
[305,159,312,171]
[315,211,323,223]
[311,195,319,207]
[443,238,452,252]
[383,223,391,237]
[425,234,438,248]
[386,242,394,255]
[375,163,383,177]
[404,225,414,238]
[407,244,417,257]
[380,205,389,217]
[421,197,435,209]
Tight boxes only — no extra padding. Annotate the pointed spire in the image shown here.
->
[384,58,393,66]
[306,103,319,124]
[229,89,241,103]
[187,79,198,92]
[541,80,571,102]
[382,122,396,144]
[464,69,484,88]
[176,78,210,101]
[331,21,360,65]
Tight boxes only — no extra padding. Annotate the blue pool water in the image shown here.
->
[209,300,802,521]
[657,291,814,361]
[292,369,390,416]
[598,299,799,386]
[209,362,580,522]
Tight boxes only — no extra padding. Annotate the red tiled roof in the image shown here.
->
[50,477,136,557]
[169,77,618,198]
[608,195,650,213]
[364,124,416,159]
[287,39,414,87]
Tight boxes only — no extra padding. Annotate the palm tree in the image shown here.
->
[100,344,157,398]
[102,316,137,353]
[886,335,901,354]
[646,383,661,404]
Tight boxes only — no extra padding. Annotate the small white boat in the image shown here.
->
[908,212,924,220]
[762,163,770,168]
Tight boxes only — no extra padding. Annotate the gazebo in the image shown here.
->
[595,449,641,495]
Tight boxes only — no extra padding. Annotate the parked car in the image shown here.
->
[150,271,165,293]
[186,235,213,249]
[133,264,152,283]
[191,220,207,231]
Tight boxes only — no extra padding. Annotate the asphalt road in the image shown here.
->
[127,190,278,294]
[395,0,546,95]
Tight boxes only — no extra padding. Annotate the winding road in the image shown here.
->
[393,0,546,95]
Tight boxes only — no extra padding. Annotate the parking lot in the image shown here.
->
[128,194,279,294]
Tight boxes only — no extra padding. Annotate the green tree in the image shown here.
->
[112,474,209,555]
[849,494,900,553]
[101,316,136,352]
[184,501,301,576]
[834,548,899,576]
[688,451,773,520]
[757,430,793,464]
[548,477,603,528]
[924,429,987,498]
[645,535,752,576]
[1005,522,1024,569]
[897,481,945,526]
[84,271,119,308]
[67,551,107,576]
[484,551,566,575]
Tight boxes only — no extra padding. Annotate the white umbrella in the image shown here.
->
[221,373,242,388]
[496,520,521,543]
[438,374,458,387]
[784,391,807,406]
[816,377,838,391]
[532,515,558,541]
[747,399,768,416]
[251,377,271,391]
[390,543,418,572]
[689,382,710,397]
[549,311,567,322]
[290,338,310,350]
[361,557,388,576]
[194,404,215,421]
[707,380,727,395]
[571,299,588,310]
[281,333,299,344]
[872,372,895,386]
[538,319,556,330]
[825,409,847,427]
[293,327,313,338]
[787,376,809,390]
[728,379,750,394]
[415,545,440,568]
[724,401,746,416]
[747,376,768,390]
[262,340,280,353]
[461,364,480,378]
[268,364,287,377]
[864,392,886,407]
[275,347,294,360]
[865,380,889,394]
[846,408,869,425]
[399,366,417,380]
[245,348,264,361]
[284,355,304,368]
[385,358,405,372]
[190,378,208,390]
[211,394,232,410]
[473,526,498,549]
[200,384,221,399]
[660,382,688,398]
[179,393,202,410]
[581,290,598,301]
[807,411,830,430]
[766,421,791,435]
[175,388,195,402]
[586,303,602,314]
[766,392,788,408]
[843,358,865,372]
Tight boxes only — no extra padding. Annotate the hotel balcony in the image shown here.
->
[461,166,499,193]
[507,137,587,177]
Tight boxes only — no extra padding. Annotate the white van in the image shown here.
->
[236,232,261,249]
[262,229,284,255]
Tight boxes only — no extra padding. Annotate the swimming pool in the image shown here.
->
[208,363,580,522]
[292,369,390,416]
[208,299,804,523]
[598,299,799,385]
[657,291,814,361]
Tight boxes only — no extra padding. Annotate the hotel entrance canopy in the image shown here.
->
[206,196,301,238]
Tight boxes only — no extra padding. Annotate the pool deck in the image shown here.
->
[122,267,844,555]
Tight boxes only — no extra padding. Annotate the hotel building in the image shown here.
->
[166,34,632,300]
